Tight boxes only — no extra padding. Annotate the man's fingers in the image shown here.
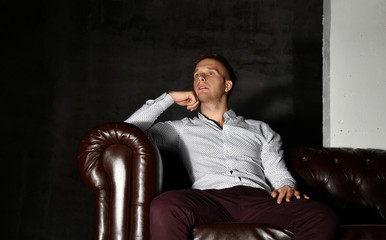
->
[186,99,200,111]
[277,189,287,204]
[285,188,295,202]
[271,188,288,204]
[271,190,278,198]
[170,91,199,109]
[294,190,301,199]
[272,186,310,204]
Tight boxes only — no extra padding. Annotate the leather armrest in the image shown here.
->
[77,122,162,240]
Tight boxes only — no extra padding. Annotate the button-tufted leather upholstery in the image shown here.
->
[289,147,386,225]
[77,122,386,239]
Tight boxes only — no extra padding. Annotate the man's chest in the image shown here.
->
[179,123,263,159]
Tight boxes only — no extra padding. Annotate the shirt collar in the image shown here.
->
[224,109,237,120]
[198,109,237,120]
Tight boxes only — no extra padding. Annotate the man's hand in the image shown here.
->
[271,185,310,204]
[169,91,200,111]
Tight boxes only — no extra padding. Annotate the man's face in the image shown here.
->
[193,58,232,103]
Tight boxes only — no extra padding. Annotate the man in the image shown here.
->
[125,52,338,240]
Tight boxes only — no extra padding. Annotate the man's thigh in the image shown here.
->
[237,187,335,231]
[151,188,234,225]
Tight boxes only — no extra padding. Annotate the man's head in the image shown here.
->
[193,52,238,101]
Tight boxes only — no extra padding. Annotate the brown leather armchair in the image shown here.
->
[77,122,386,240]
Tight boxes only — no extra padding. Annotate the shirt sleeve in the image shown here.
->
[260,124,297,190]
[124,92,180,149]
[124,92,174,131]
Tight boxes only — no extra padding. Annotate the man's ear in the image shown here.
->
[225,80,233,93]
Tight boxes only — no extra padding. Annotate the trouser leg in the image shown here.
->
[150,186,338,240]
[149,189,234,240]
[238,187,339,240]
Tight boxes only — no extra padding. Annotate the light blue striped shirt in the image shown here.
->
[125,93,296,192]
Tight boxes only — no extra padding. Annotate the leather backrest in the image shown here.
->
[289,147,386,224]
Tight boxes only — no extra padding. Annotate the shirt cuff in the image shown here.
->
[273,177,297,190]
[145,92,174,110]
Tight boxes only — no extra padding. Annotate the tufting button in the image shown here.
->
[365,159,371,166]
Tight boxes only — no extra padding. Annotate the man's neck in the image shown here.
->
[200,103,229,127]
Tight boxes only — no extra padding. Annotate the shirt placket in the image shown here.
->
[224,124,244,184]
[223,124,238,180]
[223,125,231,172]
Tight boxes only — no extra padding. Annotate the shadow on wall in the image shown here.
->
[236,41,323,151]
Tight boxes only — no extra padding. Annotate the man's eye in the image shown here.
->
[195,73,200,77]
[208,72,214,76]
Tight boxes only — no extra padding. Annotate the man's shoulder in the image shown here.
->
[164,117,196,127]
[241,118,277,135]
[243,118,269,127]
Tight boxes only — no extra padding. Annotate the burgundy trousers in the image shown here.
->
[150,186,338,240]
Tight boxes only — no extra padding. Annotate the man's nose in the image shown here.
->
[199,74,206,81]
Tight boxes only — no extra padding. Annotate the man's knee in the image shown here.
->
[150,190,194,223]
[150,190,196,239]
[151,191,179,218]
[319,203,339,227]
[304,200,339,229]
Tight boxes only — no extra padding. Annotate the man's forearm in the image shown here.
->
[124,93,174,131]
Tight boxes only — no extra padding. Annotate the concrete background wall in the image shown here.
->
[324,0,386,149]
[2,1,323,239]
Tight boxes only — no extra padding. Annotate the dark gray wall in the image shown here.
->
[2,0,323,239]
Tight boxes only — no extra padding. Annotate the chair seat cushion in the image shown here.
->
[193,223,293,240]
[338,225,386,240]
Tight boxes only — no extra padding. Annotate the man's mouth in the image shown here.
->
[198,85,208,90]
